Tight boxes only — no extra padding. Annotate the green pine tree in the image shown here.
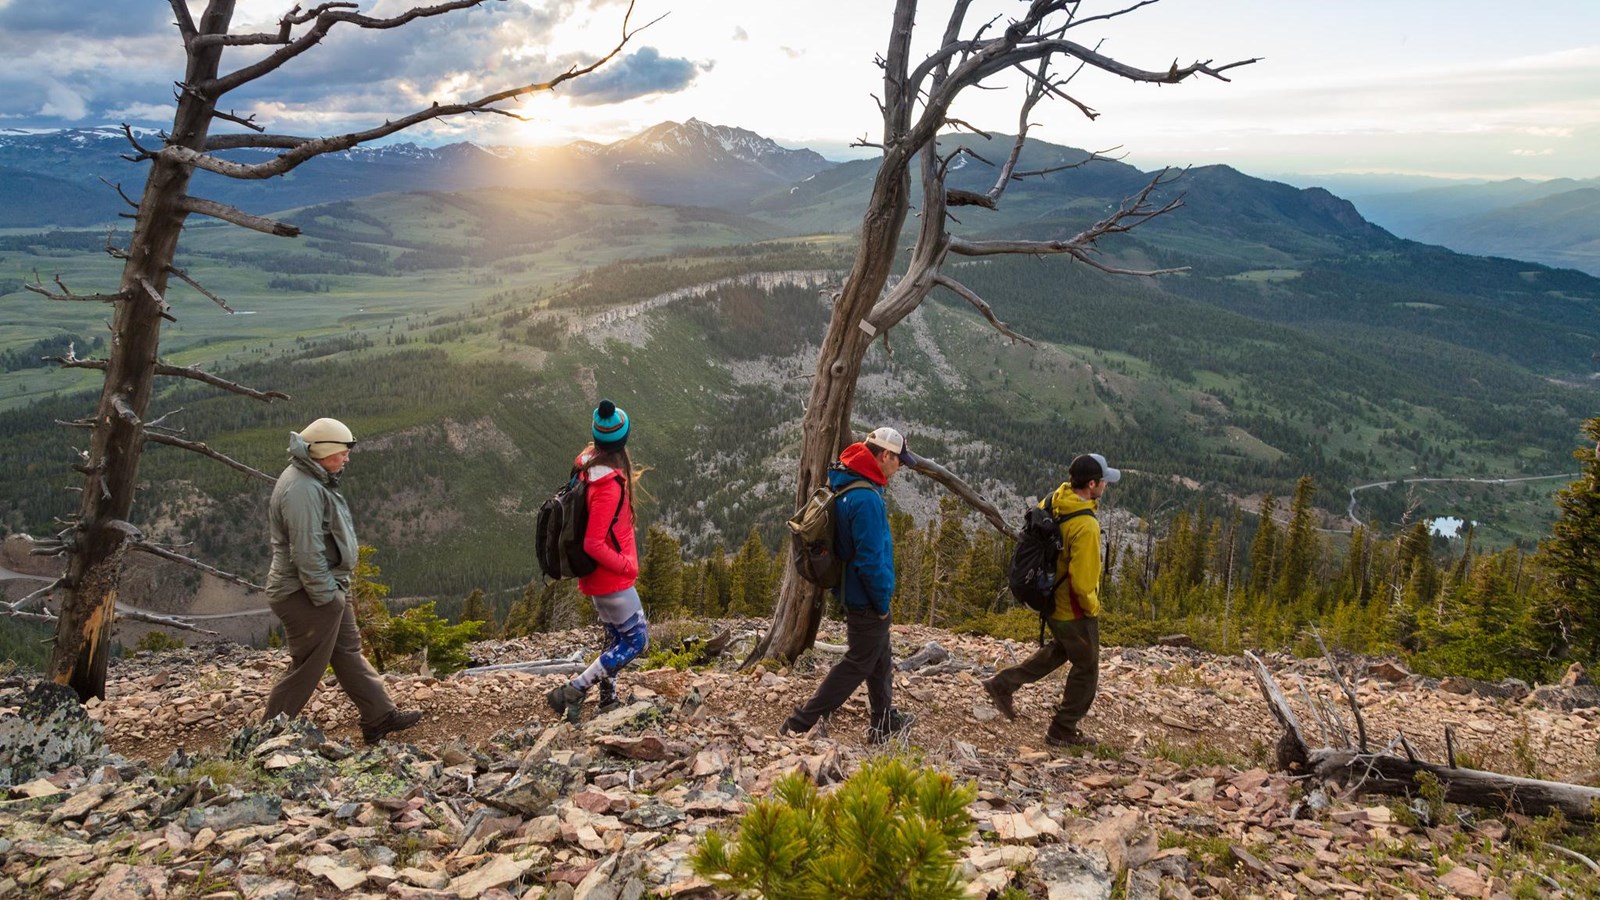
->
[1276,475,1319,604]
[637,524,685,620]
[1247,494,1280,601]
[1535,417,1600,662]
[459,587,495,631]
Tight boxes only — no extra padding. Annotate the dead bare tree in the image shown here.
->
[16,0,646,701]
[750,0,1258,664]
[1248,647,1600,822]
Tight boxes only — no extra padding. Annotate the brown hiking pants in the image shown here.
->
[263,589,395,728]
[991,616,1099,737]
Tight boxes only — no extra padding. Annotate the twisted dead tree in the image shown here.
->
[1247,647,1600,823]
[13,0,646,702]
[751,0,1258,663]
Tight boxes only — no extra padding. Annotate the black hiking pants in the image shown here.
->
[785,607,894,732]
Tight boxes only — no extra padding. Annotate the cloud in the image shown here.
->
[37,83,89,119]
[0,0,170,36]
[562,47,704,106]
[1511,148,1555,157]
[732,26,748,41]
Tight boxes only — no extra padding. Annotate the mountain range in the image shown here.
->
[2,118,1598,602]
[5,120,1598,277]
[0,119,833,226]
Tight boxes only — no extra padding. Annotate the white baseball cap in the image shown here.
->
[865,426,919,466]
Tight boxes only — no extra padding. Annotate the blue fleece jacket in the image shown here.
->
[830,444,895,615]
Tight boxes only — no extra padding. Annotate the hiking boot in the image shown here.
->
[867,708,916,745]
[546,683,585,723]
[1044,727,1098,751]
[362,709,423,745]
[597,679,621,713]
[981,677,1017,720]
[778,714,827,739]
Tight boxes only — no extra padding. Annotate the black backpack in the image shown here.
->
[1008,505,1094,637]
[786,476,875,588]
[535,467,623,580]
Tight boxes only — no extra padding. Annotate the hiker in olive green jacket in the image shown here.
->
[982,453,1121,749]
[262,417,421,744]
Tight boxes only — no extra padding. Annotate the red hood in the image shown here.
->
[838,442,887,485]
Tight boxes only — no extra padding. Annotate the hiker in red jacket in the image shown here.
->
[546,400,648,722]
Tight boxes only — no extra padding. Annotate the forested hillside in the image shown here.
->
[3,130,1598,682]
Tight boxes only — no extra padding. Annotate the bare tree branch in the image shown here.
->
[119,123,159,162]
[145,432,275,484]
[166,265,238,313]
[210,108,265,132]
[99,178,142,212]
[169,0,198,43]
[129,541,266,592]
[3,577,64,615]
[178,195,300,237]
[110,394,142,427]
[170,9,651,182]
[24,274,125,305]
[50,356,290,402]
[1013,145,1123,180]
[949,168,1190,276]
[932,275,1037,345]
[139,277,177,321]
[203,133,313,151]
[113,604,221,636]
[1314,630,1370,751]
[906,456,1016,540]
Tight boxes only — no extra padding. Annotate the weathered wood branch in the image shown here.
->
[1315,632,1369,751]
[3,577,64,614]
[906,455,1016,540]
[165,265,237,313]
[24,277,125,305]
[109,394,142,427]
[932,274,1036,346]
[113,604,221,637]
[138,277,177,321]
[203,133,314,151]
[461,650,586,677]
[949,169,1189,275]
[145,433,274,484]
[179,195,300,237]
[210,108,265,132]
[168,0,198,43]
[49,356,289,402]
[1249,650,1600,822]
[129,541,265,592]
[192,3,651,176]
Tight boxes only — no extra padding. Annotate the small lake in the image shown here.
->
[1428,516,1471,537]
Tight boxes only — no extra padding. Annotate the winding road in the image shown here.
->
[1346,472,1579,527]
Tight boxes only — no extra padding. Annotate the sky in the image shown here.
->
[1,0,1597,182]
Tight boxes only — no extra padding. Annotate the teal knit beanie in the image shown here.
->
[592,399,630,451]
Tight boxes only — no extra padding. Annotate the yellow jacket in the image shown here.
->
[1045,483,1102,620]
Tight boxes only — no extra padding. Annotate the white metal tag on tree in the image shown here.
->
[858,319,877,336]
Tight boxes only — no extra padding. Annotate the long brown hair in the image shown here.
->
[580,443,647,517]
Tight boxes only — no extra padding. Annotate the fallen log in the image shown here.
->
[1246,650,1600,822]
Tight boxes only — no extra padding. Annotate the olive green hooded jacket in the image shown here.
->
[265,432,358,606]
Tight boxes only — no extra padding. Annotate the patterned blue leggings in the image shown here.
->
[572,610,649,692]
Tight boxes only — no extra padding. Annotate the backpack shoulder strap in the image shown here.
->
[1059,508,1095,523]
[835,478,875,497]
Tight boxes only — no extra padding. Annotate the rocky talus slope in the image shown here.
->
[3,621,1599,898]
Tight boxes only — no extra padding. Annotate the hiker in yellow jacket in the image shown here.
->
[982,453,1120,748]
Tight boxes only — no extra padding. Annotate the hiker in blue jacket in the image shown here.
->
[781,427,918,744]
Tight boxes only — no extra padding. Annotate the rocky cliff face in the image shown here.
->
[2,621,1597,897]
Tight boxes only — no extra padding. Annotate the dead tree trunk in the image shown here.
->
[25,0,642,701]
[752,0,1256,664]
[49,1,237,698]
[1246,650,1600,822]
